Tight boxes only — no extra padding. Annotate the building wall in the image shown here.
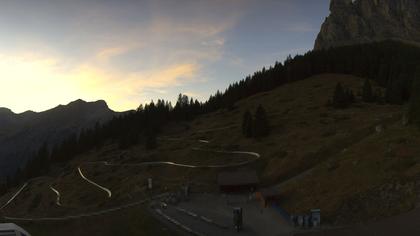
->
[219,184,257,193]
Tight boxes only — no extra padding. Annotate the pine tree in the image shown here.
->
[332,83,347,108]
[253,105,270,138]
[345,88,355,103]
[374,88,384,104]
[145,126,157,150]
[39,142,50,174]
[13,168,22,186]
[386,75,405,105]
[242,110,254,138]
[362,78,374,102]
[0,181,6,196]
[331,83,355,109]
[408,69,420,126]
[145,132,157,150]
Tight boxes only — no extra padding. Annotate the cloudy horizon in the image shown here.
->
[0,0,329,113]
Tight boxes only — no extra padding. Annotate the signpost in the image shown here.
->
[233,207,243,232]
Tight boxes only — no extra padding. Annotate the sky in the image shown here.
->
[0,0,330,113]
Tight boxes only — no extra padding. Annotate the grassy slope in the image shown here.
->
[1,73,420,234]
[172,73,419,223]
[17,206,174,236]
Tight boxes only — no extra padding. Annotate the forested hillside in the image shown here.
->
[4,40,420,196]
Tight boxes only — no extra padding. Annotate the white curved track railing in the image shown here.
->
[85,146,260,169]
[50,187,62,206]
[1,137,260,221]
[0,182,28,210]
[78,167,112,198]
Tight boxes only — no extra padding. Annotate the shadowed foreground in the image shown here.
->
[296,207,420,236]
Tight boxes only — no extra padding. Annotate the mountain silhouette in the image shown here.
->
[0,99,122,177]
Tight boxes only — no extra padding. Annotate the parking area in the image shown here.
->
[153,193,294,236]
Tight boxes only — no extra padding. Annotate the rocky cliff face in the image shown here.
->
[314,0,420,50]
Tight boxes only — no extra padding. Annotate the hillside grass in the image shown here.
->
[14,206,175,236]
[1,74,419,232]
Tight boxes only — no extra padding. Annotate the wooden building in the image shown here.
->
[217,170,259,193]
[256,187,282,207]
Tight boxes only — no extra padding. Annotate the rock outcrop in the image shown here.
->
[314,0,420,50]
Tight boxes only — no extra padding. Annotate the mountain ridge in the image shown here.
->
[0,99,110,116]
[0,99,122,177]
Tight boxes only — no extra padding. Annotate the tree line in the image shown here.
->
[4,40,420,193]
[242,105,270,138]
[329,78,387,109]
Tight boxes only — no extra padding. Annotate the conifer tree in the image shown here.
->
[242,110,254,138]
[332,83,347,108]
[331,83,355,109]
[362,78,374,102]
[374,88,384,104]
[345,88,355,103]
[253,105,270,138]
[145,132,157,150]
[408,69,420,127]
[144,125,157,150]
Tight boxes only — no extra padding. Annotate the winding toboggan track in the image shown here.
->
[0,137,260,221]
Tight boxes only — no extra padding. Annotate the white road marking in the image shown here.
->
[78,167,112,198]
[155,209,206,236]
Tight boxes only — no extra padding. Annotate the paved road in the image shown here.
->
[155,208,206,236]
[155,193,294,236]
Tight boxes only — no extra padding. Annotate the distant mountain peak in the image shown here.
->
[70,98,87,104]
[21,110,37,115]
[0,107,13,115]
[92,99,108,107]
[0,98,118,177]
[61,99,110,113]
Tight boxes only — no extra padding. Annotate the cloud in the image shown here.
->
[96,47,129,61]
[62,60,200,111]
[127,63,198,89]
[0,0,252,112]
[0,49,202,113]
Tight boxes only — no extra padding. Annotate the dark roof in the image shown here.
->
[218,171,259,186]
[258,187,282,198]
